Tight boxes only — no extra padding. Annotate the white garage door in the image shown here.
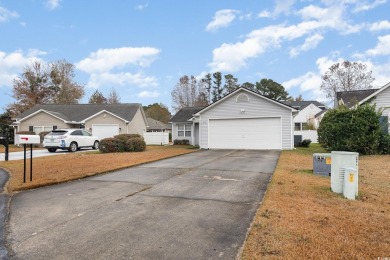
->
[92,124,119,140]
[208,118,281,150]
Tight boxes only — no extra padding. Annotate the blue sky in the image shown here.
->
[1,0,390,114]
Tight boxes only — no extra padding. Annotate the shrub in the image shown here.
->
[126,137,146,152]
[318,104,382,155]
[114,134,143,140]
[173,139,189,145]
[378,134,390,154]
[297,139,311,147]
[99,138,120,153]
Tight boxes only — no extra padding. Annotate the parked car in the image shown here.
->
[43,129,100,153]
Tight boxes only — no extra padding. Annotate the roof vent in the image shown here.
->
[236,93,249,103]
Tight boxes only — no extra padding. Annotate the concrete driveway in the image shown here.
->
[6,149,280,260]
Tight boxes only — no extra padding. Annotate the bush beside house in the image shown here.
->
[99,134,146,153]
[318,104,389,155]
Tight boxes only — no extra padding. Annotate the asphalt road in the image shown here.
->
[0,148,94,161]
[6,149,280,260]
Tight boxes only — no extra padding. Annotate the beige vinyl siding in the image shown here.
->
[127,108,147,135]
[85,113,127,135]
[18,111,68,132]
[199,91,293,150]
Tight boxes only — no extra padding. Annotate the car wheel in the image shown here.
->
[68,142,78,152]
[47,148,57,153]
[92,140,99,150]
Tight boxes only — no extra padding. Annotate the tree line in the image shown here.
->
[171,72,292,112]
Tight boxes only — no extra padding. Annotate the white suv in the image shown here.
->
[43,129,100,153]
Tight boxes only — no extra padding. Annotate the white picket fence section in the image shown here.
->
[143,132,169,145]
[294,130,319,143]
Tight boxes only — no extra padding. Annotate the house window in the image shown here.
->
[294,123,301,131]
[32,126,53,134]
[178,124,191,137]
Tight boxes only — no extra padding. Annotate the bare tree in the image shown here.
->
[321,61,374,100]
[49,60,85,104]
[8,61,51,115]
[107,88,121,104]
[171,75,208,112]
[88,90,107,104]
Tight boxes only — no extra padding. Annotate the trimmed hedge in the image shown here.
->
[173,139,189,145]
[126,137,146,152]
[99,134,146,153]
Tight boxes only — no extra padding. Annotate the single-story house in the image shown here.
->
[146,117,171,132]
[336,82,390,133]
[170,87,297,150]
[11,103,148,141]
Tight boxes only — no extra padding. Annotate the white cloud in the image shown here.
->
[258,0,296,18]
[86,72,158,89]
[209,2,364,72]
[76,47,160,74]
[206,9,238,32]
[290,33,324,57]
[282,71,324,100]
[138,90,160,98]
[369,20,390,31]
[366,34,390,56]
[353,0,387,12]
[0,6,19,23]
[135,3,148,11]
[0,49,47,89]
[46,0,61,10]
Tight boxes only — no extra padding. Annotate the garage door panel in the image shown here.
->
[92,124,119,140]
[209,118,281,150]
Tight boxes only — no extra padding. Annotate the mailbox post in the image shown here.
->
[17,135,40,182]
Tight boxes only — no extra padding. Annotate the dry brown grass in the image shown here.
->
[0,145,44,153]
[0,145,196,193]
[241,150,390,259]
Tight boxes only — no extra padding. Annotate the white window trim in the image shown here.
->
[178,124,191,137]
[33,126,53,133]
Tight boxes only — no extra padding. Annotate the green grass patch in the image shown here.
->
[294,143,327,155]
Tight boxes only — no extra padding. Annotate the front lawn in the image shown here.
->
[0,145,196,192]
[241,145,390,259]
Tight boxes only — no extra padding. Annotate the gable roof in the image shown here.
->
[15,103,143,123]
[336,89,378,108]
[147,117,171,130]
[170,107,205,123]
[194,87,297,116]
[281,100,325,110]
[358,81,390,105]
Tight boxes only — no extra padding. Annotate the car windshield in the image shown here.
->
[49,130,68,135]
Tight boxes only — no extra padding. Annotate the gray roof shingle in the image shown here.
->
[170,107,205,122]
[281,100,325,110]
[147,118,171,130]
[16,103,142,122]
[336,89,378,108]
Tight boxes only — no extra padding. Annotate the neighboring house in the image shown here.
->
[170,87,297,150]
[146,117,171,132]
[170,107,205,145]
[11,103,148,141]
[336,82,390,133]
[281,101,326,144]
[282,101,326,130]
